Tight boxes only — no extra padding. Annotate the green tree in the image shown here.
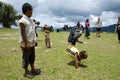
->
[0,1,17,28]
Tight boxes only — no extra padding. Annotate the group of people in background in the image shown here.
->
[84,18,102,39]
[84,16,120,44]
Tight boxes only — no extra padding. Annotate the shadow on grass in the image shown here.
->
[67,60,88,68]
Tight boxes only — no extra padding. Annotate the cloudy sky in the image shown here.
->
[1,0,120,28]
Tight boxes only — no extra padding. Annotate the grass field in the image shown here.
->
[0,29,120,80]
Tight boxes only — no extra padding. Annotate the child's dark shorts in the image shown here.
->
[96,28,101,31]
[21,47,35,69]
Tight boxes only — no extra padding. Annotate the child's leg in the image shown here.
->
[46,38,50,48]
[21,48,33,78]
[29,47,35,71]
[96,31,98,37]
[30,47,41,75]
[48,38,51,48]
[45,38,47,47]
[98,31,100,37]
[46,39,49,48]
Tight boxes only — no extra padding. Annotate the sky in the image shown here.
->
[1,0,120,28]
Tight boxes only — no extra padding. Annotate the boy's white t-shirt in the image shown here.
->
[19,15,36,47]
[95,21,102,28]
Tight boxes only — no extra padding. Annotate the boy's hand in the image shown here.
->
[25,44,30,49]
[77,40,84,44]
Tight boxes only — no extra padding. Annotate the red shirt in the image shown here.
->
[85,22,90,28]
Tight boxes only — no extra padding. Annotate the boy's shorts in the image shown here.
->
[96,28,101,31]
[21,47,35,69]
[66,46,79,59]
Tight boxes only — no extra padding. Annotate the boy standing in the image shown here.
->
[19,3,40,78]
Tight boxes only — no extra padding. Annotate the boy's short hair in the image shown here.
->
[79,51,88,59]
[22,3,32,14]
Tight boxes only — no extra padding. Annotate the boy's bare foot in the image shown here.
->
[23,73,34,78]
[32,69,41,75]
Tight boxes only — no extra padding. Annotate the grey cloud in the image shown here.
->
[47,0,120,25]
[2,0,120,27]
[45,0,120,16]
[2,0,38,13]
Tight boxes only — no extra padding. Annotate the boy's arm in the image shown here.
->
[44,32,48,37]
[77,39,84,44]
[19,23,29,48]
[78,59,83,66]
[74,54,79,69]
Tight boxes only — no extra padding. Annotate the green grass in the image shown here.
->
[0,29,120,80]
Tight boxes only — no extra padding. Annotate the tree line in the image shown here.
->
[0,1,17,28]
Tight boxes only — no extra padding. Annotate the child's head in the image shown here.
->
[76,21,80,28]
[78,51,88,60]
[86,19,89,22]
[22,3,33,17]
[43,25,51,32]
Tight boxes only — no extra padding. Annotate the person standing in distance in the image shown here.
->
[95,18,102,37]
[85,19,90,39]
[115,16,120,43]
